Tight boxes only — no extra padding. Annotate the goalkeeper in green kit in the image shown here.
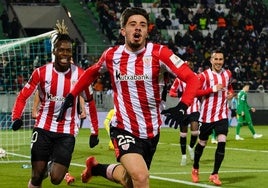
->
[235,84,263,140]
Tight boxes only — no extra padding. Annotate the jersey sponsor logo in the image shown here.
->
[115,70,149,81]
[170,54,184,68]
[117,134,135,151]
[47,92,65,102]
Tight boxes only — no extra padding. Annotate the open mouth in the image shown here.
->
[134,33,141,40]
[61,58,68,64]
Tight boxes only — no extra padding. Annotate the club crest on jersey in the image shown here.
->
[71,80,77,86]
[170,54,184,68]
[143,56,152,68]
[121,143,130,150]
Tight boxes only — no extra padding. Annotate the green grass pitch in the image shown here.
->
[0,126,267,187]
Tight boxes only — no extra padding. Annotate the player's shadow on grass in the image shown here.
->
[69,183,121,187]
[221,175,256,185]
[200,159,215,164]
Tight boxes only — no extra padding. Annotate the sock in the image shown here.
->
[180,136,187,155]
[212,142,226,174]
[92,164,109,178]
[193,143,205,169]
[236,122,242,135]
[190,135,198,148]
[92,163,119,181]
[248,123,256,135]
[211,130,216,140]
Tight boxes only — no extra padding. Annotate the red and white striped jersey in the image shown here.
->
[198,68,233,123]
[169,77,200,114]
[12,63,97,136]
[71,42,200,139]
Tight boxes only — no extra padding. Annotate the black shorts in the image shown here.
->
[31,127,75,168]
[199,119,229,141]
[180,112,200,130]
[110,127,159,170]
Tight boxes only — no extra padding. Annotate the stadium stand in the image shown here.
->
[60,0,110,55]
[0,2,8,39]
[0,0,267,93]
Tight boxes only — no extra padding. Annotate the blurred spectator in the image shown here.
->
[159,0,170,8]
[97,2,118,43]
[215,5,224,18]
[0,10,9,37]
[217,15,227,29]
[155,15,163,29]
[119,0,130,12]
[198,13,209,30]
[167,38,177,54]
[170,15,180,29]
[81,54,90,69]
[133,0,142,7]
[93,77,104,104]
[178,6,190,24]
[188,22,197,32]
[174,31,183,46]
[259,24,268,39]
[206,0,216,9]
[229,7,242,29]
[16,74,24,91]
[244,19,254,31]
[73,38,81,63]
[256,85,265,93]
[10,17,20,38]
[162,16,172,29]
[161,7,170,19]
[188,10,194,23]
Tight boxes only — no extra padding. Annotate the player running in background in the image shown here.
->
[235,84,263,140]
[210,129,218,144]
[31,88,99,185]
[31,91,77,185]
[229,93,238,127]
[169,61,200,166]
[56,7,199,188]
[191,49,234,186]
[11,20,98,188]
[103,108,115,150]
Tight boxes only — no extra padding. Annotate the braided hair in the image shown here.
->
[51,20,72,47]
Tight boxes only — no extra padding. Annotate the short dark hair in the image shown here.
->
[211,48,224,55]
[120,7,149,28]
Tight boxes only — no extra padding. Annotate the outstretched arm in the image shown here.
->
[71,64,100,97]
[161,64,200,129]
[57,64,101,122]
